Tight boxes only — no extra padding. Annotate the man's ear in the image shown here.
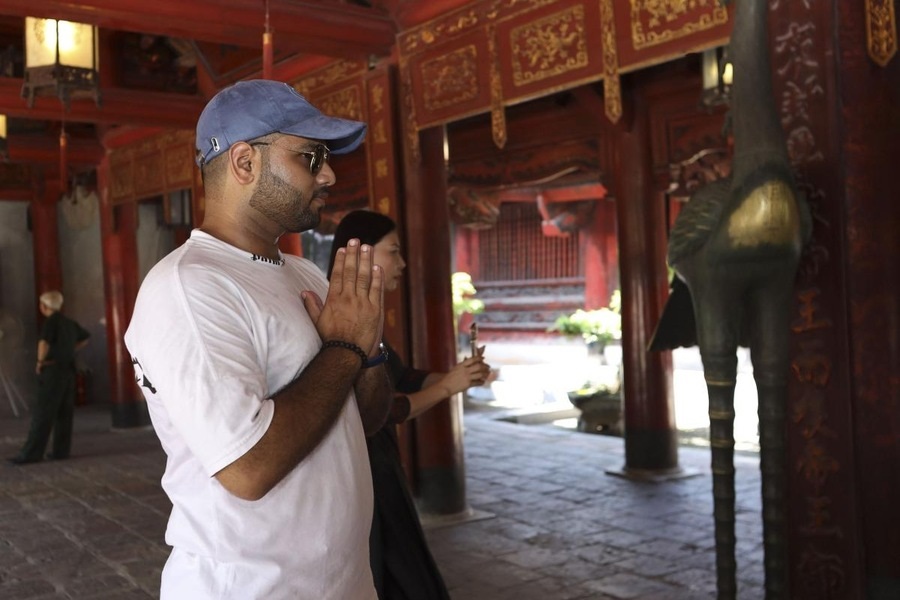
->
[228,142,256,185]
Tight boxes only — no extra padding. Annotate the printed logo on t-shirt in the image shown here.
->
[131,356,157,394]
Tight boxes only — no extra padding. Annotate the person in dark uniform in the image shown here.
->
[328,210,491,600]
[8,290,90,465]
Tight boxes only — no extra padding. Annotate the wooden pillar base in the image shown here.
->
[623,427,680,471]
[606,466,701,482]
[416,464,467,516]
[608,428,699,481]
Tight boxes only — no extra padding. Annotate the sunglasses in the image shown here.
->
[250,141,331,175]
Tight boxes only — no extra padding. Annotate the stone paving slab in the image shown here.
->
[427,413,764,600]
[1,405,764,599]
[1,407,166,599]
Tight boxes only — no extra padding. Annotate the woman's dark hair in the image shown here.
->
[326,210,397,279]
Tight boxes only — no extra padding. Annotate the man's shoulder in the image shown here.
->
[140,240,228,292]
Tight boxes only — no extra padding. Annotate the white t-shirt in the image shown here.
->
[124,230,375,600]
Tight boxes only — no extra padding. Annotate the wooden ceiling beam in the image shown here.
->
[0,189,32,201]
[386,0,474,30]
[1,0,395,58]
[0,78,204,129]
[6,133,104,166]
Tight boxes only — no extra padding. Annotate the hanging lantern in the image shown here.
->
[22,17,101,108]
[701,46,733,107]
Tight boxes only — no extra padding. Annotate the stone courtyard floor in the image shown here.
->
[1,399,766,599]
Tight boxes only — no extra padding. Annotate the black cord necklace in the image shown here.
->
[250,253,285,266]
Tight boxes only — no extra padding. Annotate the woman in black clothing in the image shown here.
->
[328,210,491,600]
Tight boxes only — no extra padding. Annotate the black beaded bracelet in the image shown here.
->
[321,339,368,366]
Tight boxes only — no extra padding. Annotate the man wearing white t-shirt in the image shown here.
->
[124,80,392,599]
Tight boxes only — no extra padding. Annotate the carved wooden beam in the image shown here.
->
[667,147,731,200]
[0,77,203,129]
[493,183,607,203]
[0,0,395,58]
[536,195,596,237]
[386,0,472,30]
[541,183,608,203]
[100,126,166,151]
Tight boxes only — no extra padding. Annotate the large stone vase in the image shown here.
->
[567,386,623,435]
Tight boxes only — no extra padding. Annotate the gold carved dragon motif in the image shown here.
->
[109,130,195,203]
[510,5,588,86]
[421,45,480,112]
[292,60,367,98]
[630,0,728,50]
[399,0,560,54]
[316,86,363,121]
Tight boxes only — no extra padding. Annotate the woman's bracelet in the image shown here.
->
[320,340,368,367]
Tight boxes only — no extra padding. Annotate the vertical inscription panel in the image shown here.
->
[771,0,865,597]
[365,66,409,364]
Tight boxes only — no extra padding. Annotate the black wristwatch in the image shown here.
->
[362,343,389,368]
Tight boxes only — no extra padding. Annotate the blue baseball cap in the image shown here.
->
[195,79,367,166]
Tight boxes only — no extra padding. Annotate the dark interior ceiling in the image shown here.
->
[0,0,413,179]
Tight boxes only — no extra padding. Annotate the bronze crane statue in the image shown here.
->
[651,0,811,598]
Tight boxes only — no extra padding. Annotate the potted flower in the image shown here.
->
[549,290,622,360]
[550,291,624,435]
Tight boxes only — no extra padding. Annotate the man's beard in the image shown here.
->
[249,165,322,233]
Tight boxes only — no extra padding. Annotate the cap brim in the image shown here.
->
[281,114,367,155]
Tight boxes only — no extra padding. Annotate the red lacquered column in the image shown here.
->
[278,233,303,256]
[584,198,616,309]
[31,176,63,304]
[403,126,466,515]
[97,158,149,428]
[612,91,679,475]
